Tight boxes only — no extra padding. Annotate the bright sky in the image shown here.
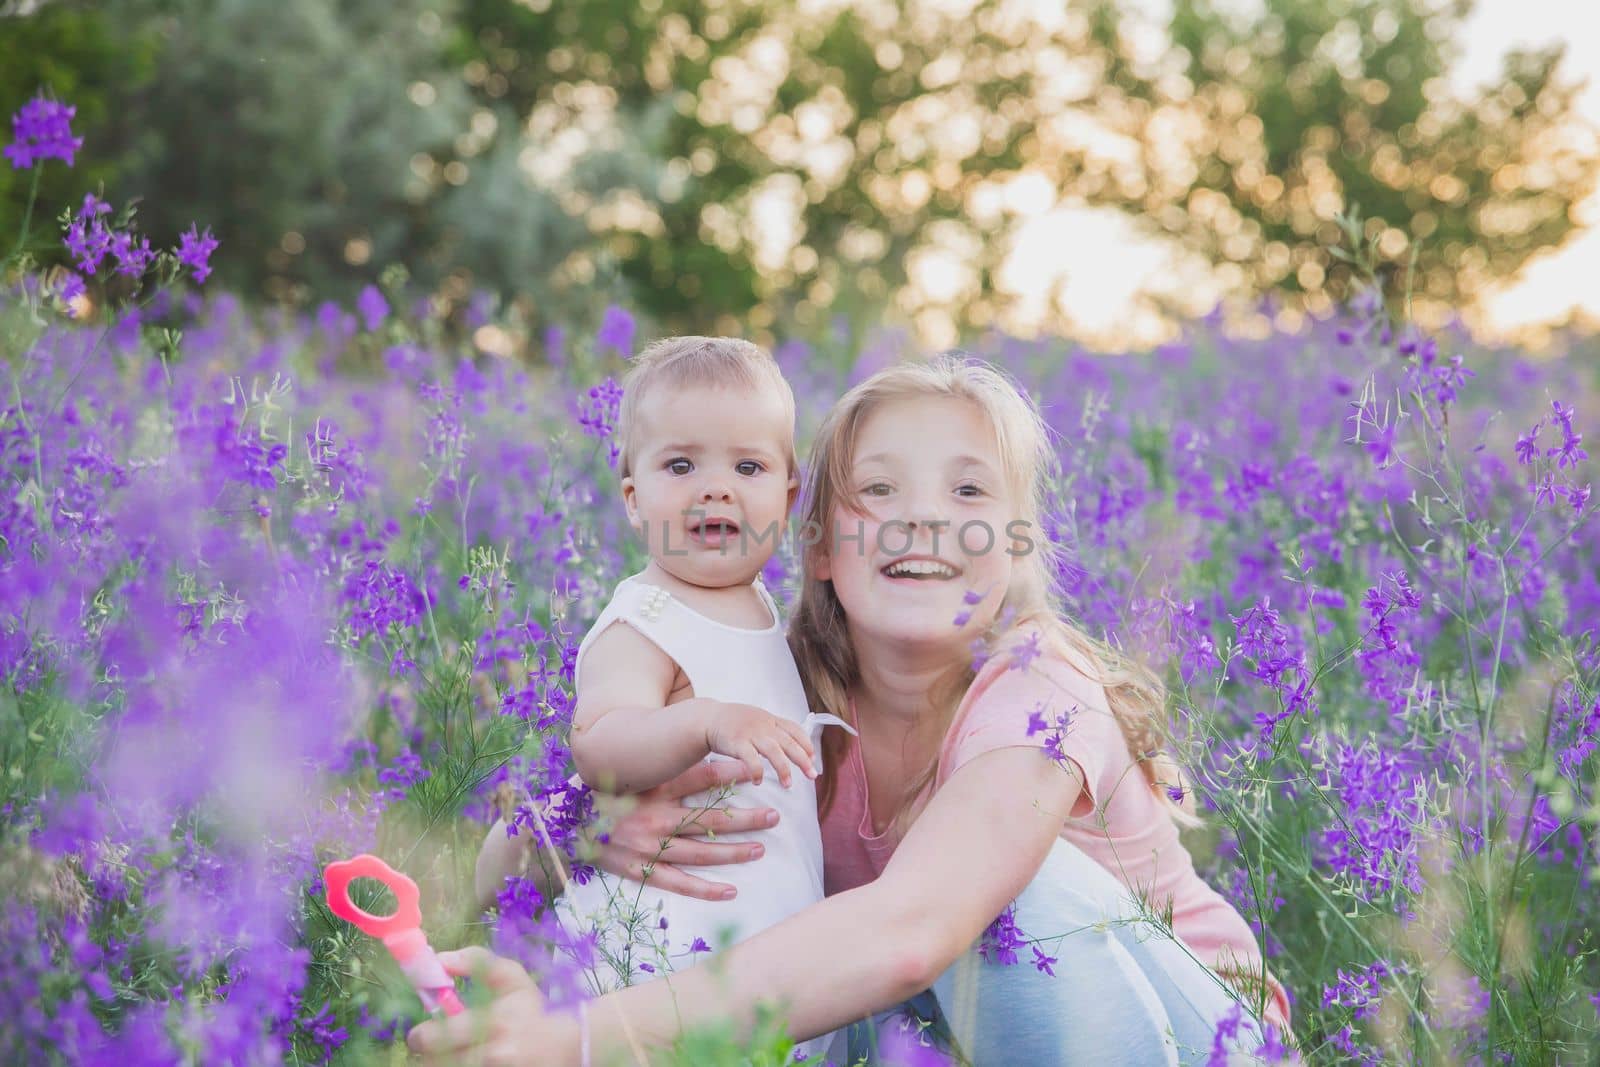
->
[996,0,1600,350]
[1456,0,1600,340]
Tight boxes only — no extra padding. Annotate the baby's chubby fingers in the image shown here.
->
[772,719,817,778]
[760,733,818,788]
[731,742,766,786]
[779,734,818,779]
[776,717,817,758]
[752,737,795,788]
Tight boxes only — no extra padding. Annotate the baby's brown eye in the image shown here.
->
[666,459,692,475]
[737,460,764,476]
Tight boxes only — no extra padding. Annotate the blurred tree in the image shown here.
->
[2,0,664,319]
[6,0,1593,339]
[447,0,1597,337]
[445,0,1047,341]
[1083,0,1598,317]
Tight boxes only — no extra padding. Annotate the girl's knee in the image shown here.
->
[1010,839,1142,921]
[928,931,1182,1065]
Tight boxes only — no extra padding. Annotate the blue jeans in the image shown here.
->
[841,838,1254,1066]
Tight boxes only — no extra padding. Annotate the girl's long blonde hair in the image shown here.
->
[788,354,1189,829]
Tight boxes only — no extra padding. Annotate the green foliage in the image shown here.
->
[4,0,1595,338]
[657,1001,827,1067]
[0,0,160,260]
[1088,0,1597,314]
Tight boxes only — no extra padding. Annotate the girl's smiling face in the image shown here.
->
[815,395,1019,651]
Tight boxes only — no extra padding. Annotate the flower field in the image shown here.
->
[4,96,1600,1065]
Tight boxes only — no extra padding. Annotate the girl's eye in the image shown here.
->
[736,460,764,476]
[861,482,893,497]
[956,483,985,498]
[666,458,693,475]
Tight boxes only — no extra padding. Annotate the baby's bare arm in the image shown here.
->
[569,622,717,794]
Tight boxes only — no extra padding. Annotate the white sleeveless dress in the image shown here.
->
[557,572,852,1061]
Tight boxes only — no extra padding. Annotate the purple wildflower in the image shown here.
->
[28,791,102,857]
[1553,687,1600,780]
[1167,598,1221,683]
[1364,419,1398,468]
[1026,701,1075,766]
[110,231,155,277]
[576,377,624,469]
[1231,598,1318,743]
[951,587,986,627]
[1322,959,1392,1021]
[356,1004,406,1044]
[5,93,83,169]
[1320,742,1431,907]
[63,193,114,275]
[545,323,567,367]
[1008,630,1043,672]
[596,304,636,354]
[54,269,86,307]
[375,750,430,806]
[1546,400,1588,470]
[877,1021,952,1066]
[175,225,219,283]
[978,903,1026,966]
[299,999,350,1059]
[1515,421,1542,465]
[1432,972,1489,1042]
[356,284,389,331]
[1356,570,1422,712]
[1206,1002,1245,1067]
[1431,354,1475,407]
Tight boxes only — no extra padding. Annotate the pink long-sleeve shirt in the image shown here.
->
[818,626,1291,1030]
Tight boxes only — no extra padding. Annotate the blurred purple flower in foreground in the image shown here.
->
[5,93,83,169]
[596,304,636,355]
[63,193,114,275]
[176,225,219,283]
[357,284,389,331]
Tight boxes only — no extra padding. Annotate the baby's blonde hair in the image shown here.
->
[616,336,798,480]
[788,353,1189,828]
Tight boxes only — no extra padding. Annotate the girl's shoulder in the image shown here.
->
[939,620,1125,791]
[973,620,1104,697]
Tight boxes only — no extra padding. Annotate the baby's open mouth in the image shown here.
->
[690,518,741,538]
[880,558,960,580]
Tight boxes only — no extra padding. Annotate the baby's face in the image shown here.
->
[622,382,798,588]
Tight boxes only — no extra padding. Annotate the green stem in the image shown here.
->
[8,166,42,262]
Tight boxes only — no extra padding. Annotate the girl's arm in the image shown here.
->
[575,745,1081,1060]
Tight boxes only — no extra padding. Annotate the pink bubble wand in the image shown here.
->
[323,854,465,1017]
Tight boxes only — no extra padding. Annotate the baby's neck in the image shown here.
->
[639,561,772,630]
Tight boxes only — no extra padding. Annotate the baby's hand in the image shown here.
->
[699,702,817,788]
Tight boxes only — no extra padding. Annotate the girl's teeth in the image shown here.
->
[884,561,955,578]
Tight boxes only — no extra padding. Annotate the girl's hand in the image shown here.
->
[591,758,781,900]
[406,947,580,1066]
[698,700,817,787]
